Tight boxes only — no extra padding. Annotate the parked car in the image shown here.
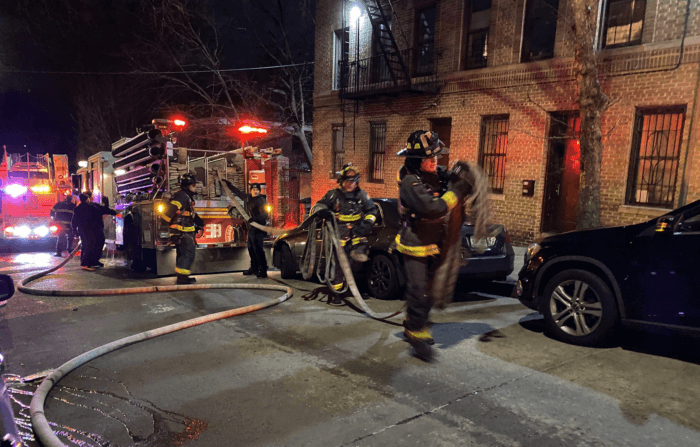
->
[272,198,515,299]
[516,199,700,346]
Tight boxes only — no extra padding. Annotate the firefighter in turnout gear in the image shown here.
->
[396,130,473,361]
[50,194,76,257]
[162,173,203,284]
[224,181,270,278]
[316,163,378,303]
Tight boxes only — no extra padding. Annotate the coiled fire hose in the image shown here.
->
[18,244,293,447]
[216,175,405,321]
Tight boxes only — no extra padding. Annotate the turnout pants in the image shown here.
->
[175,232,196,275]
[247,228,268,273]
[329,225,367,292]
[402,255,439,331]
[55,227,74,254]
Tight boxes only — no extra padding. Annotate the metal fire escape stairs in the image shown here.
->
[358,0,411,89]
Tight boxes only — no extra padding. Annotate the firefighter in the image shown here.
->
[89,195,117,267]
[316,163,378,303]
[395,130,473,361]
[71,193,98,271]
[162,173,203,284]
[223,181,270,279]
[50,194,76,257]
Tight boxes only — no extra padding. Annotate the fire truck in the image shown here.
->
[111,120,291,275]
[0,152,72,242]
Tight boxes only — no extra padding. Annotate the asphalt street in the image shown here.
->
[2,248,700,446]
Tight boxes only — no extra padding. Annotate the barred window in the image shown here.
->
[626,107,686,208]
[478,115,509,193]
[369,122,387,182]
[603,0,646,49]
[331,125,345,178]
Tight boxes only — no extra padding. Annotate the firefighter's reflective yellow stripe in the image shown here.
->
[175,267,191,275]
[364,214,376,223]
[394,234,440,257]
[337,213,362,222]
[170,224,195,232]
[332,282,344,291]
[405,328,433,340]
[441,191,458,210]
[351,237,364,245]
[161,215,172,222]
[182,211,192,216]
[56,220,71,224]
[52,209,74,214]
[171,200,183,209]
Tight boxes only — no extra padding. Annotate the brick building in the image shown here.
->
[312,0,700,244]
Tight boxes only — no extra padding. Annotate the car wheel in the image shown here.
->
[540,269,618,346]
[279,244,297,279]
[366,254,399,300]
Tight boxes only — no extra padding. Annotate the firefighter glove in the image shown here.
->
[168,233,183,245]
[449,163,473,199]
[356,220,373,237]
[313,208,334,221]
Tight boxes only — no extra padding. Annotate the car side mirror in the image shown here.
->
[655,216,676,234]
[0,274,15,306]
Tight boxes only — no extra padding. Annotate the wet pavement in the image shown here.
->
[2,249,700,446]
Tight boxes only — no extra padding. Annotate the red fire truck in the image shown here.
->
[0,152,72,243]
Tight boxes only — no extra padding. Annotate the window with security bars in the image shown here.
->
[478,115,509,193]
[602,0,646,49]
[331,125,345,178]
[626,107,686,208]
[369,122,387,182]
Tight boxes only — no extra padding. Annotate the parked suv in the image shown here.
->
[273,198,515,299]
[516,199,700,346]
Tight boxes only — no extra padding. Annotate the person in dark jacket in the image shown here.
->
[162,173,203,284]
[50,194,76,257]
[71,193,99,271]
[316,163,378,303]
[396,130,472,361]
[88,196,117,268]
[224,182,270,278]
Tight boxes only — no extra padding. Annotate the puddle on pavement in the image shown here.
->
[3,370,207,446]
[477,319,700,431]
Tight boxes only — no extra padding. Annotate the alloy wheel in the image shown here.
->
[549,279,603,337]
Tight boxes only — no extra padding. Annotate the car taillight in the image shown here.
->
[505,232,511,244]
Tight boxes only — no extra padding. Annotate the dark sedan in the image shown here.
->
[273,198,515,299]
[516,199,700,346]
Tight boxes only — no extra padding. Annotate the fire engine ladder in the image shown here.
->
[359,0,411,88]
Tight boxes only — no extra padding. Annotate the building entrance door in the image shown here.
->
[542,113,581,233]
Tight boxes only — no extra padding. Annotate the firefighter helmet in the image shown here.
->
[337,163,360,185]
[180,173,197,189]
[396,130,448,158]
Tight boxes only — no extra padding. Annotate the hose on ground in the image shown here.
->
[18,244,293,447]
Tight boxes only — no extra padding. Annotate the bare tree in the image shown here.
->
[571,0,609,229]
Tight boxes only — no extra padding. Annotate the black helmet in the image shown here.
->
[180,173,197,189]
[250,183,261,192]
[396,130,448,158]
[337,163,360,185]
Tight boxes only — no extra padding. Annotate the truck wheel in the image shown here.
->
[279,244,297,279]
[124,221,146,272]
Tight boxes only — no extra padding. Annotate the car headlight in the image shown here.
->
[525,242,541,264]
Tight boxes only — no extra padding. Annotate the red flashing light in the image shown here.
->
[173,119,187,127]
[238,125,268,134]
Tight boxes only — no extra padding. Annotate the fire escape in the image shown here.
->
[339,0,439,99]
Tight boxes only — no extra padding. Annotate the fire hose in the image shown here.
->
[17,245,293,447]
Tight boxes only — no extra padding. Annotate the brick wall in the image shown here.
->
[313,0,700,245]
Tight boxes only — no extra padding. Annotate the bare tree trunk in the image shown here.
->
[572,0,609,230]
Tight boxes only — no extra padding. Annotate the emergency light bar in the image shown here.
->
[238,126,268,134]
[3,184,27,198]
[30,185,51,193]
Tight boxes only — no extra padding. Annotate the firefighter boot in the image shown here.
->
[404,327,436,346]
[256,269,268,279]
[176,274,196,285]
[243,267,256,276]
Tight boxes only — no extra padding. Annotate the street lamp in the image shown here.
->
[78,160,88,168]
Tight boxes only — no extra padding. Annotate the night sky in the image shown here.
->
[0,0,314,167]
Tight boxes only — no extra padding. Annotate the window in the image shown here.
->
[331,125,345,178]
[521,0,559,62]
[464,0,491,69]
[626,107,686,208]
[371,20,392,83]
[415,6,436,76]
[369,122,387,182]
[602,0,646,48]
[333,28,349,90]
[478,115,509,193]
